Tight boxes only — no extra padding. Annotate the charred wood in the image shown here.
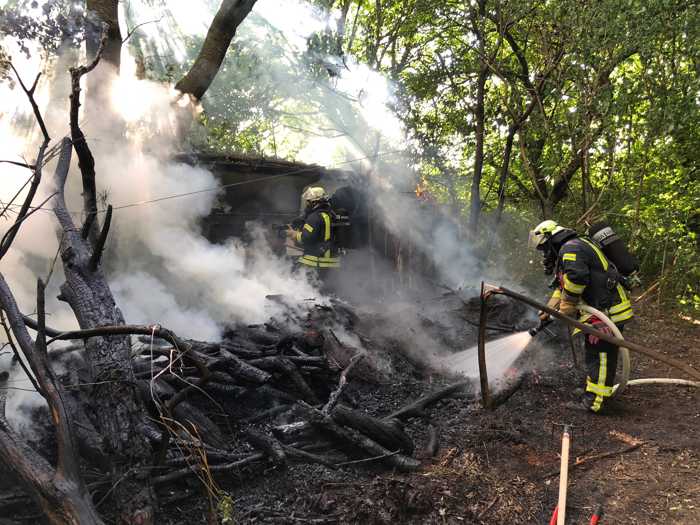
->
[244,428,286,466]
[218,348,272,384]
[331,404,414,455]
[297,402,420,472]
[386,380,474,420]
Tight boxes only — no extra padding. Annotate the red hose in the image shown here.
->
[549,506,558,525]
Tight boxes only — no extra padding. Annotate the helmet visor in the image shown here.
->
[528,229,546,250]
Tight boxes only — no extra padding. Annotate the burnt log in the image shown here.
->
[272,421,314,442]
[331,405,414,455]
[244,429,286,466]
[386,380,474,420]
[322,332,381,383]
[297,402,420,472]
[248,357,319,404]
[172,402,227,449]
[218,348,272,384]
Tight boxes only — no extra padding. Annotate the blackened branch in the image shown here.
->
[69,24,108,243]
[89,204,112,271]
[0,66,51,259]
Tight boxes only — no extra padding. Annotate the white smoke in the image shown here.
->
[0,0,508,422]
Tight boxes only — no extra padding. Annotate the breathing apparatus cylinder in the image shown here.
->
[587,222,639,276]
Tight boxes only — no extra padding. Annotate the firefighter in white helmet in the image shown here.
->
[287,186,341,272]
[530,219,633,413]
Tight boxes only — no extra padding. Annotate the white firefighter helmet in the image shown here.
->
[528,219,565,249]
[302,186,328,207]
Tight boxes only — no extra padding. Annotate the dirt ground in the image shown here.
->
[209,300,699,525]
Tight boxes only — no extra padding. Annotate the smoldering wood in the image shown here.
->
[218,348,272,384]
[244,428,287,466]
[297,402,420,472]
[331,404,414,455]
[385,380,474,420]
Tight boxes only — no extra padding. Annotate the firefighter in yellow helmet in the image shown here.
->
[287,186,341,281]
[529,220,634,413]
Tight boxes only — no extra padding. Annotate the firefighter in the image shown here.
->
[529,220,634,413]
[287,186,341,284]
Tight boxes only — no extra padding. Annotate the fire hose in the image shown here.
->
[480,284,700,395]
[572,305,700,393]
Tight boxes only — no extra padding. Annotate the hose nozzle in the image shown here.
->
[529,318,552,337]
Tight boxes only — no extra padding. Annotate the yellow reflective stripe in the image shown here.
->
[591,394,604,412]
[581,239,608,270]
[586,381,613,397]
[609,300,632,314]
[551,289,562,299]
[299,257,340,268]
[301,255,340,263]
[563,274,585,294]
[562,253,577,261]
[616,284,629,301]
[610,309,633,323]
[295,231,302,242]
[321,212,331,241]
[303,223,314,233]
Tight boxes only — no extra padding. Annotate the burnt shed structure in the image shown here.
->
[177,152,448,295]
[174,152,358,242]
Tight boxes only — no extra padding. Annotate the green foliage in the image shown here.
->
[125,0,698,309]
[341,0,700,310]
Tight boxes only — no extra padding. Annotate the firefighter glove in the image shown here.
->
[587,316,613,345]
[539,292,561,321]
[558,297,579,318]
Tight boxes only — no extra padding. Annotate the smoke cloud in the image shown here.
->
[0,0,530,424]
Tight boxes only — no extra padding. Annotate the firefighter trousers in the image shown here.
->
[582,334,620,413]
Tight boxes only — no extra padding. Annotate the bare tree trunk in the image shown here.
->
[495,126,516,223]
[85,0,121,111]
[468,1,488,236]
[175,0,259,99]
[52,139,156,524]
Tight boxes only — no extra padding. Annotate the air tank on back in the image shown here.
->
[587,222,639,276]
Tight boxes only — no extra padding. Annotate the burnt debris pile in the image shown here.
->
[126,299,469,486]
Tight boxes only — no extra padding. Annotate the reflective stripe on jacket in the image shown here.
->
[295,207,341,269]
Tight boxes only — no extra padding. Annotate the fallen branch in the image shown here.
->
[385,380,473,420]
[323,353,364,414]
[334,450,400,467]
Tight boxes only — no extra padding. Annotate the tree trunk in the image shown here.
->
[175,0,259,99]
[85,0,121,111]
[52,139,156,524]
[468,0,488,236]
[495,125,517,223]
